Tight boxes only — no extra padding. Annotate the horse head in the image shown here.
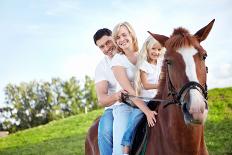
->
[148,19,215,125]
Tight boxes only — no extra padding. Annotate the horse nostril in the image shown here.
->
[200,107,204,113]
[191,113,205,124]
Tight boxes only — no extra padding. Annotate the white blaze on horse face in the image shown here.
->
[178,47,205,114]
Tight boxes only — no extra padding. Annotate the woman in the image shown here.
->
[121,36,165,154]
[111,22,157,154]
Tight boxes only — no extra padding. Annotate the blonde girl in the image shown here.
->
[134,36,165,98]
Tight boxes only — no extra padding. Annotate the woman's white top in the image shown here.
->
[95,56,117,109]
[111,53,136,105]
[139,58,163,99]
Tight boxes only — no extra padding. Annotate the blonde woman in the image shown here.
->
[121,36,165,154]
[111,22,157,154]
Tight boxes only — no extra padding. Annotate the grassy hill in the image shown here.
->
[0,87,232,155]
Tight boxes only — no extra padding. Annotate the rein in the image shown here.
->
[121,93,172,108]
[122,60,209,111]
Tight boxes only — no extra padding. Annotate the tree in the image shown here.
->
[1,76,97,132]
[82,75,98,113]
[61,77,83,116]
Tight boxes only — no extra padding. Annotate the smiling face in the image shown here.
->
[115,25,133,52]
[96,35,116,58]
[147,43,162,63]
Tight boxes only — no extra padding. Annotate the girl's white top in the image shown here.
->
[139,57,163,99]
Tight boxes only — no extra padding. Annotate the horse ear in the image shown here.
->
[147,31,169,47]
[194,19,215,42]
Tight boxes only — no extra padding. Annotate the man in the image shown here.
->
[93,28,121,155]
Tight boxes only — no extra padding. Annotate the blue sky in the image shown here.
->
[0,0,232,104]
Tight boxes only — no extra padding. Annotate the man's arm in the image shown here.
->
[95,80,121,107]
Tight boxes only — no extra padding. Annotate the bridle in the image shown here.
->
[164,53,209,123]
[165,59,208,107]
[122,53,209,116]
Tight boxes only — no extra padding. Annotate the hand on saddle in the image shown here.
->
[145,110,158,127]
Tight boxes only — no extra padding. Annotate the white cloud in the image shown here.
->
[217,64,232,78]
[45,0,81,16]
[208,63,232,88]
[62,50,102,80]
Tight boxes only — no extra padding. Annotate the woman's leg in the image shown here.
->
[98,109,113,155]
[113,104,132,155]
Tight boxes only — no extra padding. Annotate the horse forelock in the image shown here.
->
[166,27,197,51]
[172,27,189,36]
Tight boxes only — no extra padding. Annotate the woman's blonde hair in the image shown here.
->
[112,21,139,53]
[134,36,165,96]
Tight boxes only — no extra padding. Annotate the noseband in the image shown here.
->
[166,59,208,106]
[165,59,209,123]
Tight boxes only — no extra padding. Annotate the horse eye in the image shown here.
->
[202,53,207,61]
[165,59,172,65]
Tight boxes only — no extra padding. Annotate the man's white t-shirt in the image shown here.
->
[95,56,117,109]
[139,58,163,98]
[111,53,136,105]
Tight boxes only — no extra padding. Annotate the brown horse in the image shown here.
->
[145,19,215,155]
[85,19,215,155]
[85,117,100,155]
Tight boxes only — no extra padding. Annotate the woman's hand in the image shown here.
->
[145,110,158,127]
[114,89,128,102]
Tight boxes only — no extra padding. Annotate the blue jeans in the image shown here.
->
[98,109,113,155]
[121,106,145,147]
[112,104,133,155]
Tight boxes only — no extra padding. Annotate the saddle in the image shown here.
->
[131,115,148,155]
[130,101,160,155]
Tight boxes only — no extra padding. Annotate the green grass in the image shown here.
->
[205,87,232,155]
[0,87,232,155]
[0,109,103,155]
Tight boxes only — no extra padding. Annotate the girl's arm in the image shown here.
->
[112,66,157,127]
[140,70,158,89]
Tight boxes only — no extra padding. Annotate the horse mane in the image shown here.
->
[155,58,167,99]
[165,27,197,50]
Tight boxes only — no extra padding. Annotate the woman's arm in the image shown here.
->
[112,66,157,127]
[140,70,158,90]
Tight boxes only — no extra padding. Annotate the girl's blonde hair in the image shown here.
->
[112,21,139,53]
[134,36,166,96]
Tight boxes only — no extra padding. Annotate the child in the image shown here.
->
[121,36,165,154]
[135,36,165,99]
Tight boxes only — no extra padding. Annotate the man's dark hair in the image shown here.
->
[93,28,112,45]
